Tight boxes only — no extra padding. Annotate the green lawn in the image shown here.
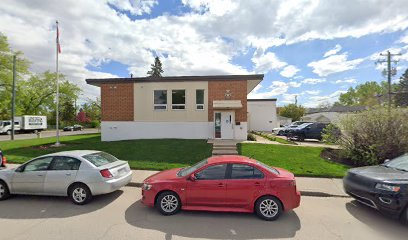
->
[1,134,349,177]
[1,134,212,170]
[238,143,349,178]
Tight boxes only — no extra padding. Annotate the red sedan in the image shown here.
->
[141,155,300,221]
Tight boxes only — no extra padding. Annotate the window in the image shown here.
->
[83,152,119,167]
[178,159,208,177]
[230,164,264,179]
[154,90,167,110]
[256,161,279,175]
[24,157,53,171]
[196,89,204,110]
[195,164,227,180]
[50,156,81,170]
[172,90,186,110]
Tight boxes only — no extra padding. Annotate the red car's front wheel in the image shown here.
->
[156,191,181,216]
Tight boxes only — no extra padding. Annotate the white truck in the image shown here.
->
[0,115,47,135]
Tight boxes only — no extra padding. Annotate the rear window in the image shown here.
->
[83,152,119,167]
[256,161,280,175]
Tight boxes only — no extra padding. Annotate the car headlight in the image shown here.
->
[375,183,400,192]
[142,183,152,190]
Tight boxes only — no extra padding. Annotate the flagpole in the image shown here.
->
[55,20,60,146]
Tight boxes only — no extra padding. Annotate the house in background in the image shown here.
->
[302,106,367,123]
[277,116,292,126]
[86,74,263,141]
[247,99,279,131]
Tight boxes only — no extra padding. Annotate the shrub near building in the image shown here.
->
[328,107,408,166]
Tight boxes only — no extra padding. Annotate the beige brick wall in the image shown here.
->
[101,83,134,121]
[208,80,248,122]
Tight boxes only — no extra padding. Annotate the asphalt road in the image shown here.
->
[0,128,100,141]
[0,186,406,240]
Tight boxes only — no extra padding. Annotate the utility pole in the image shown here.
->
[377,50,401,112]
[294,95,298,106]
[11,54,16,140]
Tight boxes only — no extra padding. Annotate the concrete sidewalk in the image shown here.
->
[3,164,348,197]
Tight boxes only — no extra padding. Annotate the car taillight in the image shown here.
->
[100,169,113,178]
[2,156,6,166]
[289,179,296,186]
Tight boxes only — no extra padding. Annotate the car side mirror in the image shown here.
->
[189,174,197,181]
[384,159,390,163]
[15,166,24,172]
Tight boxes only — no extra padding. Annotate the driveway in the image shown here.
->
[0,128,99,141]
[0,186,406,240]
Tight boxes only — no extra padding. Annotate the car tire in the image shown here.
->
[69,183,92,205]
[400,207,408,225]
[298,134,305,142]
[156,191,181,216]
[6,130,11,135]
[0,180,10,201]
[255,196,283,221]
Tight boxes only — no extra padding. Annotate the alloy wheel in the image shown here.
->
[72,187,87,203]
[160,195,179,213]
[0,184,4,198]
[259,199,279,218]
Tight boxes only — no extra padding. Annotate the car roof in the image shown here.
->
[42,150,101,158]
[207,155,257,164]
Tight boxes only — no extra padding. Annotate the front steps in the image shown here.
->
[208,139,241,155]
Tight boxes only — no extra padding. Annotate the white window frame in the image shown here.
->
[171,89,186,110]
[154,90,167,111]
[196,89,205,110]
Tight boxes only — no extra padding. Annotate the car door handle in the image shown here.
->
[217,183,224,187]
[37,174,44,177]
[66,173,71,176]
[254,182,261,186]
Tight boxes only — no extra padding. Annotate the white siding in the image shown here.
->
[247,101,278,131]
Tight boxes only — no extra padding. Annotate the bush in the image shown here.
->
[322,124,341,144]
[247,133,257,141]
[89,120,100,128]
[336,107,408,166]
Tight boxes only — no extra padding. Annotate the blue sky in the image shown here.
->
[1,0,408,106]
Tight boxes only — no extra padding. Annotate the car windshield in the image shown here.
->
[177,159,208,177]
[83,152,119,167]
[296,123,312,129]
[382,154,408,171]
[256,161,279,175]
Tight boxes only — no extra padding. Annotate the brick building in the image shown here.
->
[86,74,264,141]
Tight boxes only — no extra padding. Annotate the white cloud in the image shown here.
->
[303,90,347,107]
[301,78,326,84]
[308,53,364,77]
[303,90,320,95]
[252,51,287,73]
[323,44,342,57]
[280,65,300,78]
[288,81,302,87]
[107,0,158,16]
[334,78,357,84]
[248,80,291,99]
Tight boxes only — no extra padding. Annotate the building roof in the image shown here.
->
[247,99,277,102]
[86,74,264,86]
[306,106,367,114]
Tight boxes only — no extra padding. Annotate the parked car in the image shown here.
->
[287,122,329,141]
[0,150,132,204]
[277,121,312,136]
[0,149,6,168]
[343,154,408,224]
[63,124,83,131]
[141,155,301,221]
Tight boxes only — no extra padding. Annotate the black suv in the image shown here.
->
[287,122,329,141]
[343,154,408,223]
[0,149,5,168]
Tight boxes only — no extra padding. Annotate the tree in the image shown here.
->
[279,104,305,121]
[147,56,164,77]
[17,71,81,116]
[60,99,76,124]
[395,69,408,107]
[81,98,101,122]
[0,33,30,119]
[336,81,399,107]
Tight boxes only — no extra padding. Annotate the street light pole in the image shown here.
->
[11,54,16,140]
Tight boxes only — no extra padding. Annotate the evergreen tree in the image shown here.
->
[395,69,408,107]
[147,56,164,77]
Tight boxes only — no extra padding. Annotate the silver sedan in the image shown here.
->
[0,150,132,204]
